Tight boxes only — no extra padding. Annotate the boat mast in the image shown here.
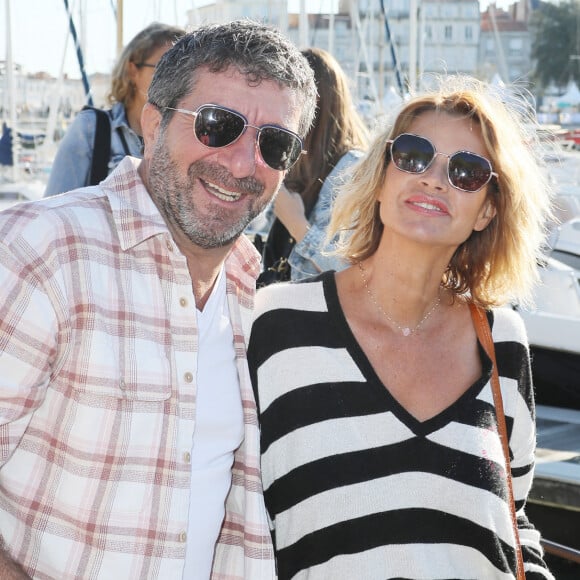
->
[117,0,123,58]
[63,0,94,105]
[379,0,405,98]
[5,0,18,181]
[409,0,417,93]
[299,0,308,47]
[488,4,508,82]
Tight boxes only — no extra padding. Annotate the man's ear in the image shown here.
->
[473,198,497,232]
[141,103,162,150]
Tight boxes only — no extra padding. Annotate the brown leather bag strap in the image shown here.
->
[469,303,526,580]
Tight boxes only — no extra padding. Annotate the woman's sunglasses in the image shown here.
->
[163,104,305,171]
[386,133,498,193]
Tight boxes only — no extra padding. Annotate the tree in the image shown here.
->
[531,0,580,89]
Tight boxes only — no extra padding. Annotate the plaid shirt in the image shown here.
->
[0,157,275,579]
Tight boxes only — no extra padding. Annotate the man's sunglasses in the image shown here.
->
[386,133,498,193]
[164,104,305,171]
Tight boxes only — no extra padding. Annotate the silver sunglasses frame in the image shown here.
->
[164,104,306,170]
[386,133,498,192]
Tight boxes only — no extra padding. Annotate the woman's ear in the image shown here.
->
[140,103,162,153]
[127,61,139,84]
[473,198,497,232]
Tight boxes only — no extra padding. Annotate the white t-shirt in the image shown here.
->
[183,268,244,579]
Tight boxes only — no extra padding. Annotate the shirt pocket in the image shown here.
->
[69,331,172,402]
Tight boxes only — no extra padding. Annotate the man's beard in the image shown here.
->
[147,142,269,249]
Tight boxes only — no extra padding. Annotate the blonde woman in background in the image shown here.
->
[44,22,185,196]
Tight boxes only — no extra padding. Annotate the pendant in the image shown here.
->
[402,327,411,337]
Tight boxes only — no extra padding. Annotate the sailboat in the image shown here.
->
[514,251,580,410]
[0,0,46,209]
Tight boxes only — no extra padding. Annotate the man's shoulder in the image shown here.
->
[0,188,111,249]
[227,234,262,283]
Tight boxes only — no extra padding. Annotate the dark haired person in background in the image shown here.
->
[258,47,369,284]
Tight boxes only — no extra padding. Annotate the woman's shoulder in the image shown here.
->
[319,150,364,195]
[254,273,332,320]
[108,102,130,128]
[62,107,100,137]
[491,306,528,346]
[333,149,364,171]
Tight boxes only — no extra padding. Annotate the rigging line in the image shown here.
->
[63,0,94,106]
[310,13,323,47]
[379,0,405,98]
[309,0,326,45]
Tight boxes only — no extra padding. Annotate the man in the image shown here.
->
[0,21,316,579]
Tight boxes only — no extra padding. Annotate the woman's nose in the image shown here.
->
[421,153,449,189]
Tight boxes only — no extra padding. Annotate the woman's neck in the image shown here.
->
[125,100,143,137]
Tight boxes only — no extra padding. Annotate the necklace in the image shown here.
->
[358,261,441,337]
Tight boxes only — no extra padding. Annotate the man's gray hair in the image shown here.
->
[148,20,317,137]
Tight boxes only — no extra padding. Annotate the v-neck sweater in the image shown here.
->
[248,271,553,580]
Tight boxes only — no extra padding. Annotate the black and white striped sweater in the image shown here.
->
[248,271,553,580]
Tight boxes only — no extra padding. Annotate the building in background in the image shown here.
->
[0,1,542,127]
[478,2,533,84]
[187,1,532,100]
[421,0,481,81]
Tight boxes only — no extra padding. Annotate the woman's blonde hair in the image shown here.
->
[107,22,185,107]
[328,75,554,308]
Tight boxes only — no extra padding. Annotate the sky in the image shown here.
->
[2,0,511,80]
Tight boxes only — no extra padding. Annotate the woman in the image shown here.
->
[257,47,369,284]
[44,22,184,197]
[249,77,555,579]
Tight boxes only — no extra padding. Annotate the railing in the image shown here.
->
[541,539,580,565]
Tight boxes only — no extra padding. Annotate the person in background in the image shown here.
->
[257,47,369,285]
[44,22,185,197]
[249,76,555,579]
[0,20,316,579]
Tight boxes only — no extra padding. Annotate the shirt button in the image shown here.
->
[178,531,187,542]
[179,297,188,308]
[183,451,191,463]
[184,372,193,383]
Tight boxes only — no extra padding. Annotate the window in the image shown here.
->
[467,4,480,17]
[465,26,473,40]
[509,38,523,56]
[444,25,453,40]
[442,4,457,18]
[423,4,436,18]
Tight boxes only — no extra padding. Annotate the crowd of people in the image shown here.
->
[1,16,557,580]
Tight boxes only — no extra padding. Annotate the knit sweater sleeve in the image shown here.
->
[492,307,554,579]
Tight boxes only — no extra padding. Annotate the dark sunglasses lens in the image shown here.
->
[195,107,245,148]
[258,128,302,171]
[391,134,434,173]
[448,152,492,192]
